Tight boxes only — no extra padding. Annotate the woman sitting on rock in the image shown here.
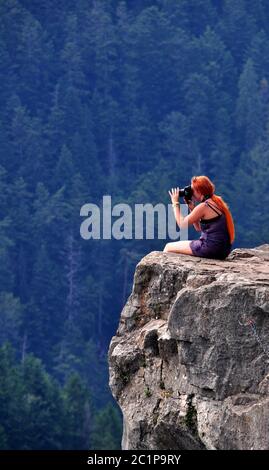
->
[164,175,235,260]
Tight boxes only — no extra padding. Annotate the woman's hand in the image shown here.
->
[168,187,180,204]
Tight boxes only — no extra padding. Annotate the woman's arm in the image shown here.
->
[168,188,205,230]
[172,201,205,230]
[185,199,201,232]
[193,218,201,232]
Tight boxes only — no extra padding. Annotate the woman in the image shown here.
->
[163,175,235,260]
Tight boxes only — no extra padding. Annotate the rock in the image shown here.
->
[108,245,269,450]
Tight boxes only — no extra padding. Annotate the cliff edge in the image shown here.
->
[108,245,269,450]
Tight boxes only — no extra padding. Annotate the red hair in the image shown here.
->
[191,175,235,244]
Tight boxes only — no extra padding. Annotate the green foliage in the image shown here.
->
[90,402,122,450]
[63,373,92,449]
[0,343,93,450]
[144,387,152,398]
[236,58,263,150]
[184,394,197,435]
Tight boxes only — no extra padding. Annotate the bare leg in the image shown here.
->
[163,240,194,255]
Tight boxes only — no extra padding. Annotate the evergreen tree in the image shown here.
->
[236,58,264,150]
[63,373,92,449]
[90,402,122,450]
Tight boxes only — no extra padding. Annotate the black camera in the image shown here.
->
[179,184,193,201]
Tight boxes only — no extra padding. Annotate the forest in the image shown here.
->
[0,0,268,449]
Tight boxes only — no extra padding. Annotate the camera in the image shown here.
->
[178,184,193,201]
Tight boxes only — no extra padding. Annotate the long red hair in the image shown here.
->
[191,175,235,244]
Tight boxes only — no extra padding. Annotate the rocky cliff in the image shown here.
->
[108,245,269,450]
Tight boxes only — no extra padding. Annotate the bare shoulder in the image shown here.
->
[193,201,206,217]
[183,202,206,227]
[206,198,220,209]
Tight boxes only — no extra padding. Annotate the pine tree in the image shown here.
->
[90,401,122,450]
[63,373,92,449]
[236,58,264,151]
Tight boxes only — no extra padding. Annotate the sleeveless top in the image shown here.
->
[190,200,232,259]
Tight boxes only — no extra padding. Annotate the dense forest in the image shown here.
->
[0,0,269,449]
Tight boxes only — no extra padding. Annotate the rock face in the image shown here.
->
[108,245,269,450]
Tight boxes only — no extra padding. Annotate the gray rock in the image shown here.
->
[108,245,269,450]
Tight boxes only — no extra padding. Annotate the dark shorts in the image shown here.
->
[190,239,232,260]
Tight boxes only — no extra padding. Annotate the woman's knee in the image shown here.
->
[163,240,194,255]
[163,243,171,252]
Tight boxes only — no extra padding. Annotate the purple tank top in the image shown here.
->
[190,200,232,260]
